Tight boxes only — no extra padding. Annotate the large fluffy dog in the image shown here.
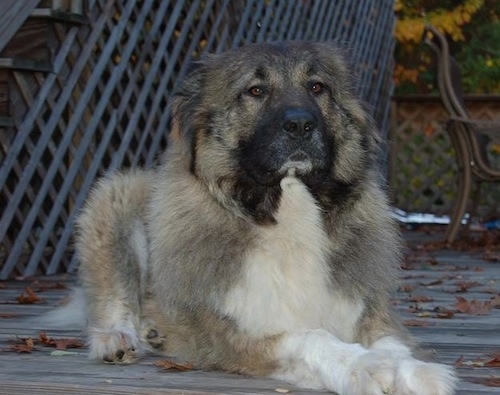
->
[67,42,456,394]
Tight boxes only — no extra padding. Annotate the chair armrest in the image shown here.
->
[448,116,500,136]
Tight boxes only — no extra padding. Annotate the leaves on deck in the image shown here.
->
[38,332,84,350]
[454,296,500,316]
[468,377,500,387]
[403,319,431,327]
[16,287,44,304]
[29,280,67,292]
[3,332,84,353]
[154,360,194,372]
[8,337,36,353]
[456,353,500,368]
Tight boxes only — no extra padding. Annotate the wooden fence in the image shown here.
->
[0,0,395,279]
[389,94,500,217]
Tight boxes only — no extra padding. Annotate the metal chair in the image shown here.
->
[424,25,500,243]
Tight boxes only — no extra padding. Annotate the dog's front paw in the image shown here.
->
[351,353,457,395]
[346,350,400,395]
[393,359,457,395]
[88,326,140,364]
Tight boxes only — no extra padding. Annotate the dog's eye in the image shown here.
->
[311,82,325,94]
[248,86,265,97]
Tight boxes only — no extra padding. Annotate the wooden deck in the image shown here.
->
[1,228,499,394]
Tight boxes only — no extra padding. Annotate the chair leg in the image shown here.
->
[463,181,482,233]
[445,168,472,243]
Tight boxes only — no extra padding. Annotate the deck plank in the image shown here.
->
[1,229,499,394]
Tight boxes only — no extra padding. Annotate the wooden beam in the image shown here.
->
[0,0,41,54]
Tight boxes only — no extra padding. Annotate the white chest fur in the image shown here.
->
[222,176,363,341]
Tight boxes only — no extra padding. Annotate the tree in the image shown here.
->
[394,0,500,94]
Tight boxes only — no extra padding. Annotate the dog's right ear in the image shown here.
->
[168,61,205,143]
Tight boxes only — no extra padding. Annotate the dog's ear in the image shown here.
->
[169,61,206,143]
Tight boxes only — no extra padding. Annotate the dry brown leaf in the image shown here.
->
[491,295,500,308]
[38,332,84,350]
[403,319,430,327]
[0,312,20,318]
[16,287,43,304]
[434,307,455,319]
[30,280,67,292]
[399,284,416,293]
[455,296,495,315]
[155,360,193,372]
[468,376,500,387]
[454,356,464,367]
[420,279,443,287]
[406,295,434,303]
[7,337,36,353]
[484,355,500,368]
[454,281,480,293]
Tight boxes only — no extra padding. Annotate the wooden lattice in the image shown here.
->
[390,95,500,217]
[0,0,395,279]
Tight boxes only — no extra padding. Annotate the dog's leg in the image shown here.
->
[77,170,153,363]
[272,329,456,395]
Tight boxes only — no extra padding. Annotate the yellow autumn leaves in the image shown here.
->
[395,0,484,44]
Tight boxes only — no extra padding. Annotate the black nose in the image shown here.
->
[281,109,317,138]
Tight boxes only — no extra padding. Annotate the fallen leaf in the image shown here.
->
[155,360,193,372]
[420,279,443,287]
[0,312,20,318]
[406,295,434,303]
[468,376,500,387]
[39,332,84,350]
[16,287,43,304]
[485,354,500,368]
[454,356,464,367]
[434,307,455,319]
[403,319,430,327]
[455,296,496,315]
[454,281,480,293]
[399,284,416,293]
[8,337,36,353]
[30,281,67,292]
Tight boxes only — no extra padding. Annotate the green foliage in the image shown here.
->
[394,0,500,94]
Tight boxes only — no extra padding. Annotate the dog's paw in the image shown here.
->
[143,327,166,351]
[349,352,457,395]
[88,326,140,364]
[393,359,457,395]
[347,350,400,395]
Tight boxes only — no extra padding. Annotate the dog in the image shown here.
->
[58,41,457,394]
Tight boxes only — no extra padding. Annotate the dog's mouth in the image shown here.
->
[240,148,329,188]
[278,151,314,177]
[279,151,313,171]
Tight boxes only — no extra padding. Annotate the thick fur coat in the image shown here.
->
[58,42,456,394]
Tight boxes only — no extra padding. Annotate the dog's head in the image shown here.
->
[170,42,380,224]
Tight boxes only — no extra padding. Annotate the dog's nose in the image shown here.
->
[281,109,317,138]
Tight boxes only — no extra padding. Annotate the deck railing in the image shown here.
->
[0,0,395,279]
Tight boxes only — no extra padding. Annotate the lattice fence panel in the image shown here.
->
[0,0,395,279]
[390,96,500,217]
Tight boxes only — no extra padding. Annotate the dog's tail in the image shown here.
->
[36,287,87,329]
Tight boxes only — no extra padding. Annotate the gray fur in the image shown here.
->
[66,42,455,393]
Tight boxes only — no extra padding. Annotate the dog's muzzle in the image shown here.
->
[239,106,331,185]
